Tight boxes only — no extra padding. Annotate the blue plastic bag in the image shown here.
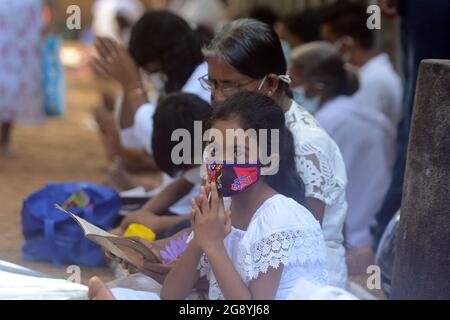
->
[42,34,66,117]
[22,183,121,267]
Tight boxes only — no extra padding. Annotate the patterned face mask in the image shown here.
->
[206,162,261,197]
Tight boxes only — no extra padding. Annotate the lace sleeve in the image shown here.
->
[286,105,347,206]
[237,228,326,282]
[296,143,344,205]
[197,253,210,279]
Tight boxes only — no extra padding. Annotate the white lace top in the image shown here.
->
[284,101,348,288]
[197,194,328,300]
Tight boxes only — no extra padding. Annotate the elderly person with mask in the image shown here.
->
[289,42,396,251]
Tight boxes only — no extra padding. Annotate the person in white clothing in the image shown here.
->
[201,19,348,288]
[92,11,210,233]
[290,42,396,249]
[320,1,403,128]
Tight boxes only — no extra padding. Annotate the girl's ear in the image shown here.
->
[261,153,280,176]
[264,74,280,97]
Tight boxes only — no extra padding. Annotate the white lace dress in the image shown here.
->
[284,101,348,288]
[197,194,328,300]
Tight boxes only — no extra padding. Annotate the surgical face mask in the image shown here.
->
[292,86,321,114]
[206,162,261,197]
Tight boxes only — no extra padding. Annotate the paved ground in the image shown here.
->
[0,67,120,285]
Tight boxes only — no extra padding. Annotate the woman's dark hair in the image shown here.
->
[152,93,212,177]
[128,11,204,93]
[203,18,292,98]
[292,41,359,97]
[210,92,305,206]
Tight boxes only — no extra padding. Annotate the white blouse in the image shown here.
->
[285,101,348,288]
[197,194,328,300]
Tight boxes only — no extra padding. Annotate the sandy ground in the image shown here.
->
[0,69,121,285]
[0,54,385,298]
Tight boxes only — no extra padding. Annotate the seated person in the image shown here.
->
[118,93,212,239]
[92,10,210,189]
[289,42,396,250]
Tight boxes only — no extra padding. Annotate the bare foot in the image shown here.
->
[88,276,116,300]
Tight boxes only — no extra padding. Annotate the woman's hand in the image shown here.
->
[92,36,141,89]
[191,183,232,254]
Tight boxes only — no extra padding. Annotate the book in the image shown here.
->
[54,204,161,269]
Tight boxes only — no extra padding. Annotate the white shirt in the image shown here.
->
[315,96,396,248]
[198,194,328,300]
[353,53,403,127]
[285,101,348,288]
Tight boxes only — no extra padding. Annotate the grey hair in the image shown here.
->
[202,18,291,89]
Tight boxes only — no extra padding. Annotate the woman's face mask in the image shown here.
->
[292,86,321,114]
[206,162,261,197]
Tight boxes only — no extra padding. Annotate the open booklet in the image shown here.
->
[54,204,161,269]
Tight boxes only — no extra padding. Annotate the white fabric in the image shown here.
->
[111,288,160,300]
[353,53,403,128]
[0,0,44,125]
[168,0,226,31]
[0,270,87,300]
[315,96,396,248]
[119,62,210,154]
[92,0,144,44]
[285,100,348,288]
[197,194,328,300]
[287,279,358,300]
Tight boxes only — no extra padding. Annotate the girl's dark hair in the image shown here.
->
[152,93,212,177]
[203,18,292,98]
[292,41,359,97]
[128,11,204,93]
[211,92,305,206]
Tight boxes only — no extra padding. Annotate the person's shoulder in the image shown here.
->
[249,194,320,234]
[288,103,343,156]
